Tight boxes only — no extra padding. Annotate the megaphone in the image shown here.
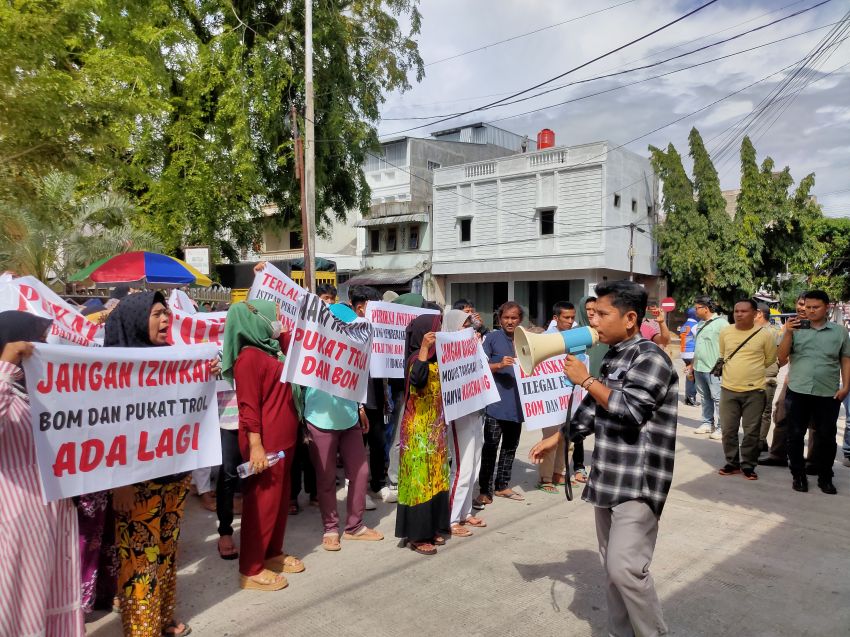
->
[515,326,599,375]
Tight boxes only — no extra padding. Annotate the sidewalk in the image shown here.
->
[88,395,850,636]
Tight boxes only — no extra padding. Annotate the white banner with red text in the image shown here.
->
[281,293,371,403]
[513,355,587,431]
[22,343,221,502]
[435,327,499,422]
[168,289,197,314]
[247,262,306,333]
[365,301,440,378]
[0,276,103,346]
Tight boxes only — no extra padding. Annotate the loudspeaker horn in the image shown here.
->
[515,326,599,375]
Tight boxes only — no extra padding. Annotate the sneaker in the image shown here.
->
[742,468,758,480]
[718,464,741,476]
[792,475,808,492]
[364,493,377,511]
[694,424,712,435]
[685,397,698,406]
[709,430,723,440]
[378,486,398,503]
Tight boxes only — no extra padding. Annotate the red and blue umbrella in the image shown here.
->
[70,251,213,287]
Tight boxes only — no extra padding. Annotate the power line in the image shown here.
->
[383,0,834,122]
[424,0,639,67]
[380,0,721,136]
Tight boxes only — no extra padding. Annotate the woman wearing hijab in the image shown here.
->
[105,291,193,636]
[304,303,383,551]
[395,313,450,555]
[0,311,85,636]
[443,310,487,538]
[220,300,304,591]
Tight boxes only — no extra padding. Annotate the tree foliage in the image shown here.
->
[1,0,424,263]
[652,128,824,310]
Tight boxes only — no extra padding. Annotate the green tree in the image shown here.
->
[785,216,850,303]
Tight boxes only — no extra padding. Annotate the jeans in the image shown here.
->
[843,394,850,459]
[682,356,697,401]
[694,371,721,430]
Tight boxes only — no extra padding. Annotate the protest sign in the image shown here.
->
[0,276,103,346]
[365,301,440,378]
[168,289,197,314]
[247,262,306,332]
[22,343,221,502]
[435,327,499,422]
[513,355,588,431]
[169,309,227,348]
[281,293,372,403]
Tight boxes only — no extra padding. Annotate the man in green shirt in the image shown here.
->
[687,295,729,438]
[778,290,850,494]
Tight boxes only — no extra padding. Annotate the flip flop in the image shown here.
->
[536,482,558,494]
[162,620,192,636]
[408,541,437,555]
[463,516,487,528]
[450,524,473,537]
[494,490,525,501]
[217,536,239,561]
[433,535,447,546]
[263,554,305,574]
[322,534,341,551]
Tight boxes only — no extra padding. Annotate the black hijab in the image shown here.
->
[104,291,166,348]
[405,313,442,367]
[0,310,53,352]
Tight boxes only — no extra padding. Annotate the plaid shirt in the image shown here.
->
[565,334,678,517]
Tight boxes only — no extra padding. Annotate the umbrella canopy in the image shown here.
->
[71,251,212,287]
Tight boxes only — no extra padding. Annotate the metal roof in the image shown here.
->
[353,213,429,227]
[345,267,425,286]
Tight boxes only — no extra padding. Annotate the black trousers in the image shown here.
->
[290,436,317,501]
[785,389,840,481]
[572,438,586,471]
[478,417,522,494]
[216,428,243,536]
[364,407,386,492]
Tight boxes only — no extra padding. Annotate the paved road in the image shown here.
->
[88,393,850,636]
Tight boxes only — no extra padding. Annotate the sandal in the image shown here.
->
[463,516,487,528]
[472,494,492,510]
[162,620,192,636]
[264,554,305,574]
[322,534,341,551]
[552,473,567,486]
[433,535,447,546]
[288,501,300,515]
[450,524,473,537]
[239,569,288,592]
[408,541,437,555]
[494,489,525,501]
[217,536,239,560]
[574,469,588,483]
[536,482,558,494]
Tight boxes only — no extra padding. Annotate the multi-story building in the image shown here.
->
[430,138,661,328]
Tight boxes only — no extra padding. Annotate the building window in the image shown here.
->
[386,227,397,252]
[427,160,441,171]
[539,209,555,236]
[289,232,303,250]
[614,194,621,208]
[631,199,637,212]
[408,225,420,250]
[460,218,472,243]
[370,229,380,253]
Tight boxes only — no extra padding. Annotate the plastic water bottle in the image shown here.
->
[236,450,285,478]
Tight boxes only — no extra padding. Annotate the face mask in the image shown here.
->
[269,320,283,339]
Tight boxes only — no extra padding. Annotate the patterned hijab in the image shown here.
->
[104,291,166,348]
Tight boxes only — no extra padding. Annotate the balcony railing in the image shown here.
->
[465,162,496,178]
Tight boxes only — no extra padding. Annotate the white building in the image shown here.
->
[431,140,661,328]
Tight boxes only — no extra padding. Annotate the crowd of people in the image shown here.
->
[2,269,849,637]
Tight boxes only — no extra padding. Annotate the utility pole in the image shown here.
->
[303,0,317,291]
[628,223,635,281]
[290,105,306,266]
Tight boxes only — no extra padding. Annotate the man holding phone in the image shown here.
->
[778,290,850,494]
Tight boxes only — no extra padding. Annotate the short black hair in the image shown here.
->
[735,298,758,311]
[497,301,524,320]
[796,292,808,302]
[585,296,597,305]
[552,301,575,316]
[594,280,647,324]
[317,283,337,298]
[803,290,830,305]
[348,285,369,306]
[756,302,771,318]
[694,295,715,311]
[453,298,473,311]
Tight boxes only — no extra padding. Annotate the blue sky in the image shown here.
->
[377,0,850,215]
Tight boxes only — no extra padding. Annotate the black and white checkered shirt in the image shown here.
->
[566,333,679,517]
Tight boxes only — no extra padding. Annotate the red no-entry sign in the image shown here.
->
[661,297,676,312]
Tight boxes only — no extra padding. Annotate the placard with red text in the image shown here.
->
[22,343,221,502]
[512,355,586,431]
[365,301,440,378]
[247,262,306,332]
[435,327,499,422]
[281,293,372,403]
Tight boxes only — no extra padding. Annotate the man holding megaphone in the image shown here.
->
[529,280,678,637]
